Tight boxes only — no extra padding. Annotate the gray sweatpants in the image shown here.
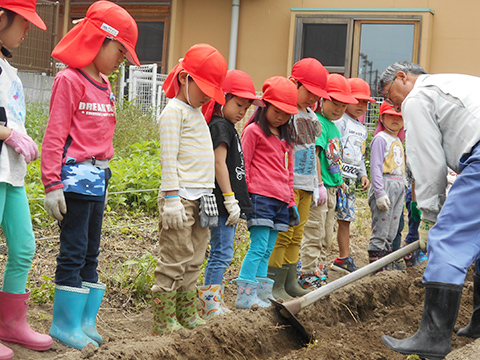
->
[368,174,405,252]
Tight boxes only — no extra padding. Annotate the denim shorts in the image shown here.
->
[246,193,289,232]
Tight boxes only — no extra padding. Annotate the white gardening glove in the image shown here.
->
[162,196,187,230]
[376,195,391,211]
[223,193,241,226]
[4,129,39,164]
[44,189,67,221]
[418,219,435,253]
[317,182,328,206]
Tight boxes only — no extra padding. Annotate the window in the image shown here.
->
[293,10,427,95]
[136,22,165,63]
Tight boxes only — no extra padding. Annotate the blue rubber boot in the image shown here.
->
[49,285,98,350]
[235,279,269,309]
[81,282,106,345]
[256,277,274,305]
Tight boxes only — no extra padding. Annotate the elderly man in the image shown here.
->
[377,61,480,359]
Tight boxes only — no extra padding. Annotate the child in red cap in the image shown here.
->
[268,58,329,301]
[299,73,358,289]
[41,1,140,350]
[151,43,227,334]
[368,102,405,270]
[331,78,376,274]
[0,2,52,359]
[234,76,297,309]
[198,70,261,318]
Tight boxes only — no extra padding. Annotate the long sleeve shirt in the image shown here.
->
[159,98,215,192]
[403,73,480,221]
[241,123,295,207]
[41,67,116,193]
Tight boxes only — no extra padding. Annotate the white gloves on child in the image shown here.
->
[223,193,241,226]
[162,196,187,230]
[44,189,67,221]
[5,129,39,164]
[313,182,328,206]
[376,195,391,211]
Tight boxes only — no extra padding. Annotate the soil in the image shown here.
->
[3,198,480,360]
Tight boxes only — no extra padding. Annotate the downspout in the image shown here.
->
[228,0,240,70]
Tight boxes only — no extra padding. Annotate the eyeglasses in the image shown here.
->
[383,76,396,106]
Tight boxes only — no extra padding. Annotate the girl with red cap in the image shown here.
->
[198,70,262,318]
[0,1,52,359]
[151,43,227,335]
[331,78,376,274]
[40,1,140,350]
[299,74,357,290]
[234,76,298,309]
[368,101,405,270]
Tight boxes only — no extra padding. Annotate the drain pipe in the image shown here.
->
[228,0,240,70]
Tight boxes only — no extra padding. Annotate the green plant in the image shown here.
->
[28,275,55,304]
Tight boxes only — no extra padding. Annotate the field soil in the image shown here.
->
[3,199,480,360]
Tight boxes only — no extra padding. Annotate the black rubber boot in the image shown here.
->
[267,266,293,302]
[382,282,462,360]
[457,273,480,338]
[283,263,310,297]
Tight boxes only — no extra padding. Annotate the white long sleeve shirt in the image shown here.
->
[403,73,480,222]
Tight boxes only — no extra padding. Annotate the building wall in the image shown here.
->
[169,0,480,89]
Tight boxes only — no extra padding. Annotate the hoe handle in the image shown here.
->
[289,241,421,314]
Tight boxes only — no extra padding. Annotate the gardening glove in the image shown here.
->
[223,193,241,226]
[44,189,67,221]
[4,129,39,164]
[418,219,435,253]
[376,194,390,211]
[288,206,300,227]
[410,201,422,222]
[314,182,328,206]
[162,196,187,230]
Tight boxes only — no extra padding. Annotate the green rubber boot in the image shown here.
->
[152,291,183,335]
[267,266,293,302]
[176,290,206,329]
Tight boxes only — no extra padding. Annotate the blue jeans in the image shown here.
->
[238,226,279,282]
[404,186,420,244]
[247,194,289,232]
[0,184,35,294]
[55,196,105,288]
[424,143,480,285]
[204,216,237,285]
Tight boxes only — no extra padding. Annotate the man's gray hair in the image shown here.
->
[377,61,427,95]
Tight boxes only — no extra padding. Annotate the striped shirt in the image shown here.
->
[158,98,214,191]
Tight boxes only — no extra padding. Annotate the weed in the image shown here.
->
[28,275,55,304]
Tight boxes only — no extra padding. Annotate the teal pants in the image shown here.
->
[0,183,35,294]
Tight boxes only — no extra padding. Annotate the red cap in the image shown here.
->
[223,70,264,107]
[348,78,376,103]
[379,101,402,116]
[291,58,330,100]
[0,0,46,30]
[326,74,358,104]
[163,43,228,105]
[375,101,405,141]
[262,76,298,115]
[52,1,140,68]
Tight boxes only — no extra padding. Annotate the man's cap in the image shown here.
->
[262,76,298,115]
[379,101,402,116]
[326,74,358,104]
[51,1,140,68]
[223,70,263,107]
[0,0,46,30]
[163,43,228,105]
[348,78,376,103]
[291,58,330,100]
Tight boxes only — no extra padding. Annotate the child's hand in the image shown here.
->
[360,176,370,191]
[4,129,39,164]
[44,189,67,221]
[288,206,300,227]
[223,194,241,226]
[410,201,422,222]
[376,195,390,211]
[313,182,328,206]
[418,219,434,253]
[162,196,187,230]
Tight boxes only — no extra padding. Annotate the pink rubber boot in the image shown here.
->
[0,343,13,360]
[0,290,52,351]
